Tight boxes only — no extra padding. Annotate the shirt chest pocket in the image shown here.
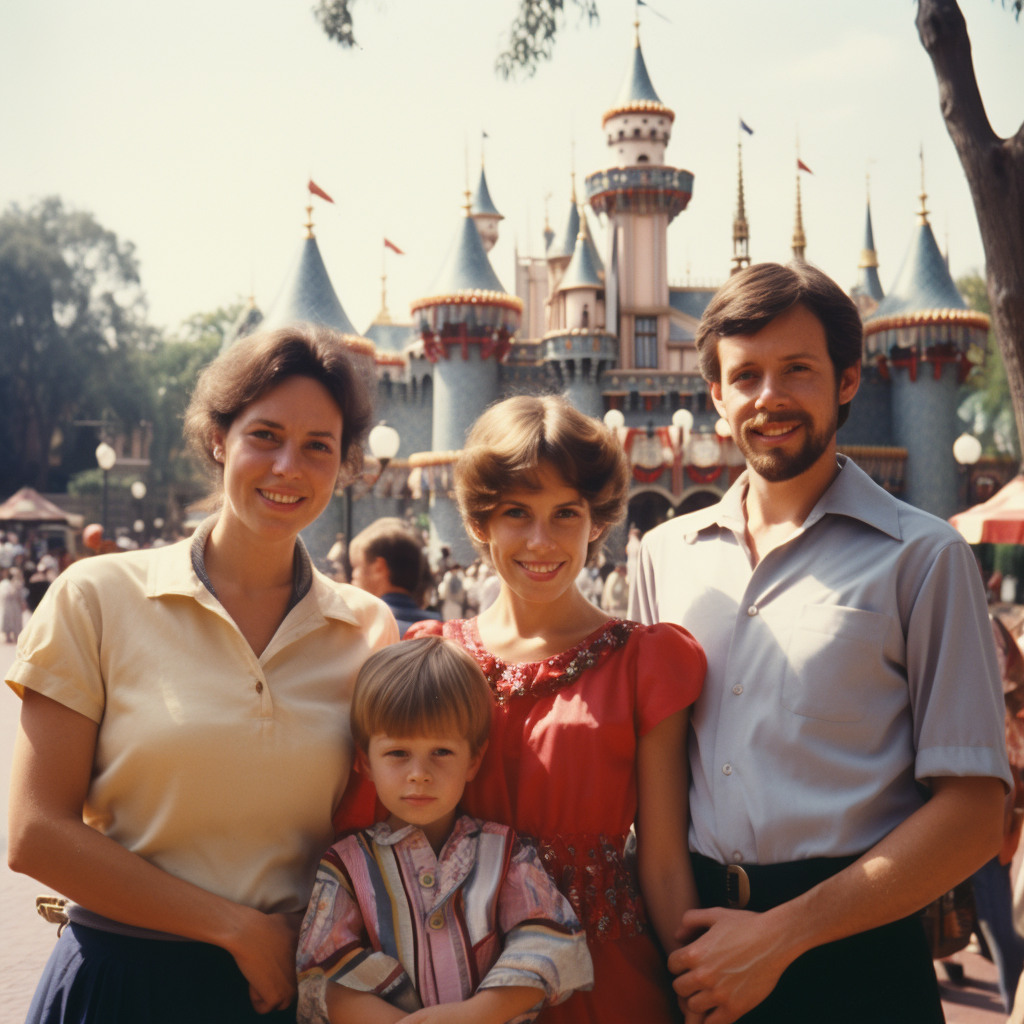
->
[781,605,889,723]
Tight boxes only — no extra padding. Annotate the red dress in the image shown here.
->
[403,617,706,1023]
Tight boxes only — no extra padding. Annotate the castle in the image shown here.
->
[227,26,996,563]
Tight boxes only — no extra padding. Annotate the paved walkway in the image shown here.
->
[0,638,1014,1022]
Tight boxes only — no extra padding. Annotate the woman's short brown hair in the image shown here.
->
[455,395,629,563]
[350,637,492,754]
[695,262,863,427]
[183,324,374,490]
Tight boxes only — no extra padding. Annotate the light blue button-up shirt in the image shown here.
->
[631,456,1012,865]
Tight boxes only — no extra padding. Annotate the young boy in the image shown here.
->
[296,637,594,1024]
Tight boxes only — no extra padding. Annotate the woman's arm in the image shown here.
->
[8,689,300,1013]
[635,707,700,955]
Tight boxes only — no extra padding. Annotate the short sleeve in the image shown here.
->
[6,573,105,722]
[906,540,1012,790]
[297,847,422,1020]
[404,619,445,640]
[478,837,594,1009]
[628,623,706,737]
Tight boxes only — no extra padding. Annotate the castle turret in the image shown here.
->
[469,163,504,253]
[731,141,750,275]
[863,155,990,519]
[259,201,376,379]
[545,209,617,417]
[411,197,522,559]
[546,176,581,295]
[855,185,885,312]
[586,22,693,371]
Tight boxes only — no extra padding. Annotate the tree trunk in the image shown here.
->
[916,0,1024,457]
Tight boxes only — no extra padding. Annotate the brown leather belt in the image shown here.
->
[691,852,861,913]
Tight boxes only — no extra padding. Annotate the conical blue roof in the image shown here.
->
[262,236,361,336]
[616,40,663,107]
[547,200,580,260]
[857,202,884,303]
[470,167,502,218]
[868,220,965,321]
[559,231,603,291]
[429,215,507,296]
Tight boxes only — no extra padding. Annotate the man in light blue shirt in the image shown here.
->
[631,262,1010,1024]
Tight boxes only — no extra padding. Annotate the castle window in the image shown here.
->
[650,128,657,138]
[637,154,649,163]
[633,127,641,137]
[635,316,658,369]
[618,130,624,139]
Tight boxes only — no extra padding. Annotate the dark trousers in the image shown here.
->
[691,853,945,1024]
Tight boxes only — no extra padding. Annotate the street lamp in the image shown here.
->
[130,481,147,543]
[95,442,116,535]
[344,422,402,561]
[953,433,982,466]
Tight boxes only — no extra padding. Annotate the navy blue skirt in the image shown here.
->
[26,923,297,1024]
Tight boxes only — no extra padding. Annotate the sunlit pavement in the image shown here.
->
[0,638,1013,1023]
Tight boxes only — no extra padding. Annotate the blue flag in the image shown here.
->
[740,119,754,136]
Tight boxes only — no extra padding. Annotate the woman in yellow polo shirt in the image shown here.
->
[7,325,399,1024]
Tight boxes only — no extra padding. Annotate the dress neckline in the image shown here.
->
[451,617,640,704]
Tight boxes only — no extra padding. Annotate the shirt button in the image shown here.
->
[255,680,263,694]
[419,871,435,888]
[733,852,744,863]
[732,684,744,695]
[747,605,758,617]
[722,763,733,776]
[428,912,445,930]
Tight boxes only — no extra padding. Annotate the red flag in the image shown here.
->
[308,179,335,203]
[797,159,813,174]
[384,238,404,255]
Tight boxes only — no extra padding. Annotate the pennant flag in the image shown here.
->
[797,159,813,174]
[482,129,489,139]
[308,179,335,203]
[637,0,671,20]
[384,238,404,255]
[740,119,754,136]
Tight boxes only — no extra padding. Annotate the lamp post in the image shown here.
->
[131,481,147,543]
[95,442,116,536]
[953,433,983,510]
[343,422,402,570]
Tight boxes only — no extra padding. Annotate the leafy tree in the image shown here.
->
[957,271,1019,457]
[917,0,1024,464]
[0,196,156,492]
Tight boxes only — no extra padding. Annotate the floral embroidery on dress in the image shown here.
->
[446,618,640,705]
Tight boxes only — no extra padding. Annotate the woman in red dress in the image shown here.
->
[405,395,707,1023]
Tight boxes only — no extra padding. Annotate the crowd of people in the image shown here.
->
[2,262,1021,1024]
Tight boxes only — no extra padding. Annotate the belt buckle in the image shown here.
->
[726,864,750,909]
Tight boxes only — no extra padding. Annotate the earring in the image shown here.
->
[213,446,224,462]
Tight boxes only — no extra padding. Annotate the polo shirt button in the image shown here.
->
[722,763,733,775]
[428,912,445,930]
[733,852,743,863]
[747,605,758,617]
[419,871,435,888]
[255,680,263,694]
[732,684,743,695]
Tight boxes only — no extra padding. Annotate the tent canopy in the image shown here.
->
[949,475,1024,545]
[0,487,75,523]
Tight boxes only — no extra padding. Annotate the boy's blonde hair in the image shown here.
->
[351,637,493,754]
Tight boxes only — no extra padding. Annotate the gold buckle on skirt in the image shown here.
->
[726,864,750,909]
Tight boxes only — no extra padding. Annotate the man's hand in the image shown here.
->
[669,906,802,1024]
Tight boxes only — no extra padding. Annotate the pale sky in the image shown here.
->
[1,0,1020,336]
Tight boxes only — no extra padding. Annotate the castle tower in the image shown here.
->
[258,200,377,382]
[469,162,504,253]
[791,172,807,261]
[546,175,581,296]
[863,156,990,519]
[410,196,522,558]
[731,141,750,275]
[545,208,618,417]
[585,21,693,370]
[853,178,885,316]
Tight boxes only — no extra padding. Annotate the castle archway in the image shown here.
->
[678,489,722,515]
[627,488,673,536]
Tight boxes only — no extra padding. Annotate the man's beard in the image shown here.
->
[734,407,837,483]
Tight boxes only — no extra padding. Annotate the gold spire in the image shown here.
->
[576,202,591,242]
[731,140,750,275]
[917,145,929,225]
[570,170,577,204]
[634,0,641,45]
[463,187,472,215]
[791,173,806,261]
[374,271,392,325]
[304,203,314,239]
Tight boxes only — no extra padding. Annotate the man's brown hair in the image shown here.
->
[695,262,863,428]
[455,395,629,563]
[350,518,428,595]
